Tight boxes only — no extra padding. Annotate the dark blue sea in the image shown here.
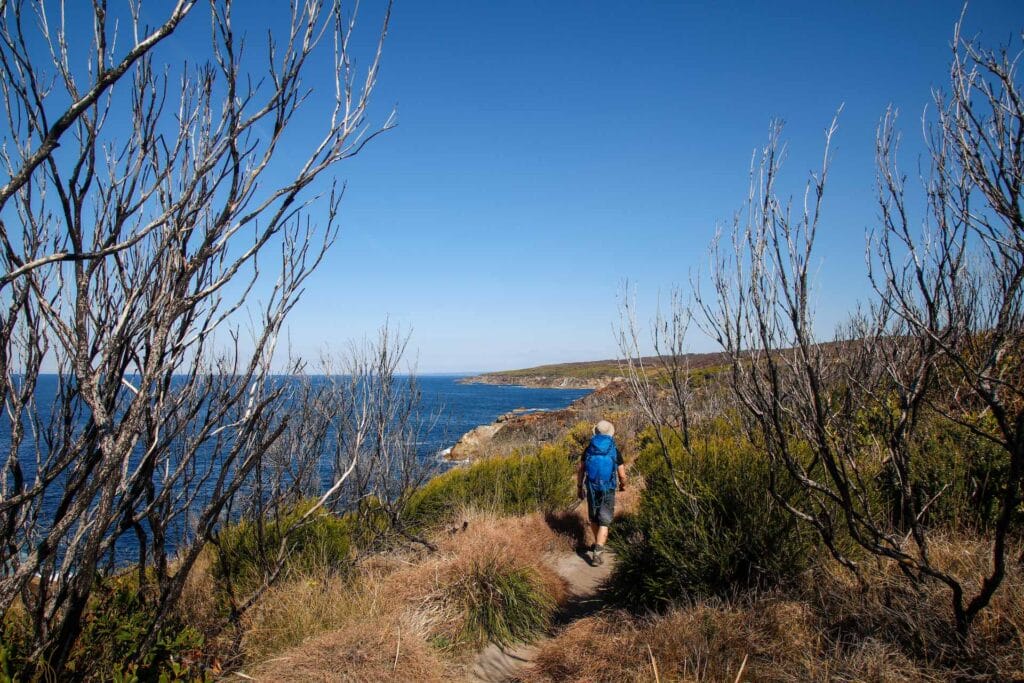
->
[2,374,589,565]
[415,375,589,457]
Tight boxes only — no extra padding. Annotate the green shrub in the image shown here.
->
[562,420,595,457]
[213,500,356,596]
[0,608,33,681]
[70,582,206,682]
[404,438,576,530]
[0,581,207,682]
[612,429,815,608]
[456,557,555,647]
[877,416,1011,532]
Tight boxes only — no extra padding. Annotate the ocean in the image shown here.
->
[414,375,591,456]
[1,374,590,565]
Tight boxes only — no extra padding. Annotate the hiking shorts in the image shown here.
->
[586,487,616,527]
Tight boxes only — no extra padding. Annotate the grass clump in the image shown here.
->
[456,556,556,648]
[612,429,815,607]
[522,599,931,683]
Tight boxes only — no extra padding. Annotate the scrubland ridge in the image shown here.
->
[460,353,730,389]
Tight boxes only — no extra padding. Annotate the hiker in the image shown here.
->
[577,419,626,566]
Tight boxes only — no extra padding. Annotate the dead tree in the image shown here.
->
[337,325,440,551]
[211,325,430,654]
[0,0,393,674]
[618,288,700,507]
[693,18,1023,640]
[868,17,1024,637]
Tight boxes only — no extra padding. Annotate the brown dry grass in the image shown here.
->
[523,599,934,682]
[175,550,223,635]
[523,532,1023,682]
[242,616,445,682]
[807,533,1024,679]
[243,507,573,680]
[241,571,365,663]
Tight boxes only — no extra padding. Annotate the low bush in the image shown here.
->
[612,429,815,607]
[1,580,207,682]
[807,533,1024,678]
[0,609,33,681]
[875,415,1011,532]
[212,500,357,597]
[74,582,206,682]
[403,434,579,530]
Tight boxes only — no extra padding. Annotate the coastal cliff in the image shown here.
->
[460,352,731,390]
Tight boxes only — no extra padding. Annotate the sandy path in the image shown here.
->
[466,549,615,682]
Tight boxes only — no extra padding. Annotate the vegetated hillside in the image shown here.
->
[241,375,1024,682]
[461,352,730,389]
[19,357,1018,681]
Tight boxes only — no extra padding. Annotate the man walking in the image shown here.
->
[577,419,626,566]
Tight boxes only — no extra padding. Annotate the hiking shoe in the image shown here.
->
[592,544,605,566]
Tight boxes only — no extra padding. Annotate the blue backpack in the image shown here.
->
[584,434,618,491]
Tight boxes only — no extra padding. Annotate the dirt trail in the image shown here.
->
[467,549,615,682]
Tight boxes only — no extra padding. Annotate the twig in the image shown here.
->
[393,627,401,671]
[733,653,748,683]
[647,643,660,683]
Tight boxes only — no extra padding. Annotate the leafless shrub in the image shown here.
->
[0,0,394,674]
[621,13,1023,643]
[695,15,1024,641]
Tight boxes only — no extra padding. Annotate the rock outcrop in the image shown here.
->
[447,422,504,461]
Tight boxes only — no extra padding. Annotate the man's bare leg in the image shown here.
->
[589,525,609,565]
[586,522,610,565]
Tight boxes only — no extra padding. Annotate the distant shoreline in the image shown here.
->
[458,375,613,390]
[458,360,626,390]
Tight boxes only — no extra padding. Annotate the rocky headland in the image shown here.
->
[445,380,632,461]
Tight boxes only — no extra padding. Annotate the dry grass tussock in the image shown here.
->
[244,507,572,680]
[808,533,1024,679]
[373,507,571,650]
[523,600,932,682]
[241,571,366,664]
[244,615,445,682]
[524,533,1023,682]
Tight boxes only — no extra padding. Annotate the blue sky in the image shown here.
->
[287,0,1023,372]
[19,1,1024,373]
